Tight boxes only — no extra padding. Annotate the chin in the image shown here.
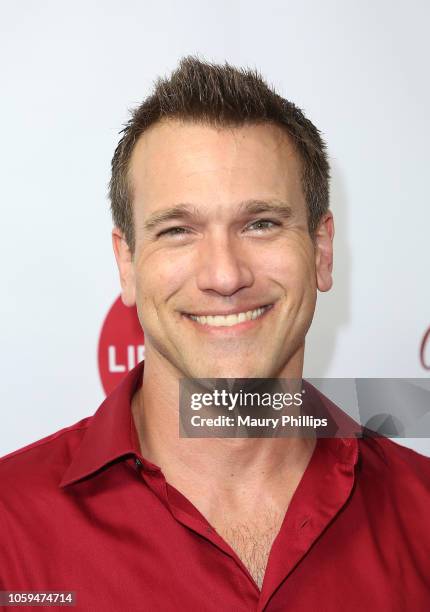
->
[187,361,268,380]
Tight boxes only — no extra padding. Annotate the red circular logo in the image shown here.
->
[98,296,145,395]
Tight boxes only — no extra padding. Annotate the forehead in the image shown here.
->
[128,119,304,216]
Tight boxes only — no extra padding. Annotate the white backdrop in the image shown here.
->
[1,0,429,456]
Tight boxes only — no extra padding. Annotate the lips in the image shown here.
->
[185,304,273,327]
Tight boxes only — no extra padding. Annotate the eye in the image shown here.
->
[246,219,280,232]
[157,226,191,238]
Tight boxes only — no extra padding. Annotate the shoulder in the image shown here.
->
[359,435,430,470]
[0,418,91,491]
[357,435,430,497]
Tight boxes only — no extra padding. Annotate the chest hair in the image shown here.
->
[213,508,285,589]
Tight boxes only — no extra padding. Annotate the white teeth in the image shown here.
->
[189,306,269,327]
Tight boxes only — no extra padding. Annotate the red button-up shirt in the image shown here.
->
[1,362,429,611]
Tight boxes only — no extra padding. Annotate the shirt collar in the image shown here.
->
[59,362,359,488]
[59,361,146,488]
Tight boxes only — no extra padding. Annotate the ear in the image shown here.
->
[314,211,334,292]
[112,228,136,306]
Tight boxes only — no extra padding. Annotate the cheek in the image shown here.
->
[258,241,316,293]
[135,253,190,307]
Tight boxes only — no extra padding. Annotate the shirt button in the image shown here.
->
[135,458,142,467]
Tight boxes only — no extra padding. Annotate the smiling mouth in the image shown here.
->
[184,304,273,328]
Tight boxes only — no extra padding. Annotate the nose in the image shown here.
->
[195,230,254,296]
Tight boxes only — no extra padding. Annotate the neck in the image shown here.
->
[131,345,315,507]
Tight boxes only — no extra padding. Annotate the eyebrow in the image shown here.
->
[142,199,293,233]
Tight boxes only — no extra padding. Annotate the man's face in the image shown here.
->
[113,120,333,379]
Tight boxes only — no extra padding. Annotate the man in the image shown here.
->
[0,57,429,611]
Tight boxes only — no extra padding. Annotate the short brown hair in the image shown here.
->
[109,56,330,253]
